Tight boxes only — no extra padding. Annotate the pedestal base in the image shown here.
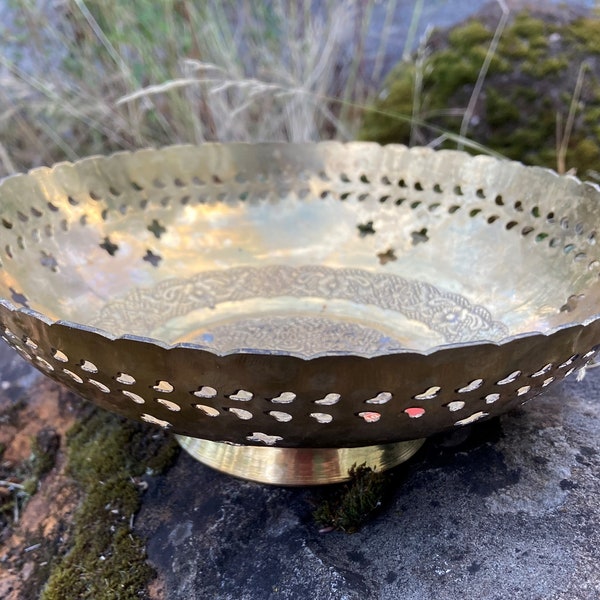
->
[175,436,426,485]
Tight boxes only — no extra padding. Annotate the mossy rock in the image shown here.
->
[313,463,388,533]
[41,407,179,600]
[359,10,600,180]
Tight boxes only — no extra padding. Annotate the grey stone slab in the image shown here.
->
[134,366,600,600]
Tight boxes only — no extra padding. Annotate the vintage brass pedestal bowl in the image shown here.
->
[1,143,600,484]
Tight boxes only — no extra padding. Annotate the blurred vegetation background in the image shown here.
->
[0,0,405,173]
[0,0,599,179]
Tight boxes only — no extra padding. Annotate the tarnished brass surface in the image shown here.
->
[176,436,426,485]
[1,143,600,482]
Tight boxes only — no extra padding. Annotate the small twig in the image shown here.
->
[372,0,399,83]
[427,134,450,149]
[557,61,588,174]
[0,142,17,175]
[458,0,510,147]
[73,0,133,83]
[410,26,432,147]
[402,0,424,62]
[0,142,16,174]
[0,480,25,490]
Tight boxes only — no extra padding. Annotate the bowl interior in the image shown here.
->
[1,143,599,357]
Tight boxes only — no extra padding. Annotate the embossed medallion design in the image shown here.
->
[90,265,508,356]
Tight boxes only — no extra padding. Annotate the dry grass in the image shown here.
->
[2,0,565,179]
[0,0,405,175]
[556,60,590,175]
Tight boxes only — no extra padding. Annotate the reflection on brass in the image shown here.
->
[0,143,600,484]
[176,436,426,485]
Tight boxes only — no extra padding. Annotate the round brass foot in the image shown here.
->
[175,436,426,485]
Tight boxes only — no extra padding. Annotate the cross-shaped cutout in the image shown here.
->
[143,249,162,267]
[10,287,29,308]
[99,236,119,256]
[40,250,58,272]
[357,220,375,237]
[147,219,166,239]
[377,248,397,265]
[411,228,429,245]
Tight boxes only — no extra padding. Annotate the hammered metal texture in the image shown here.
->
[1,142,600,448]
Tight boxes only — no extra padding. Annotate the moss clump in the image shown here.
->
[448,20,491,46]
[360,11,600,180]
[565,17,600,54]
[485,89,520,129]
[361,70,415,145]
[572,137,600,167]
[427,21,509,100]
[522,56,569,78]
[313,464,388,533]
[508,12,550,47]
[41,408,179,600]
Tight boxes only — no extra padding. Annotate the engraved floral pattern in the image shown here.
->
[208,316,402,355]
[91,265,508,356]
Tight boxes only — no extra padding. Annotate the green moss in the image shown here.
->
[571,138,600,174]
[425,43,508,100]
[522,56,569,78]
[359,11,600,180]
[359,68,415,144]
[509,12,549,46]
[361,15,527,145]
[448,20,492,49]
[499,35,530,60]
[514,85,540,103]
[584,104,600,126]
[496,12,551,65]
[313,464,388,533]
[566,18,600,54]
[485,90,520,129]
[41,408,179,600]
[428,53,477,97]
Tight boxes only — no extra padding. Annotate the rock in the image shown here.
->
[360,5,600,181]
[134,368,600,599]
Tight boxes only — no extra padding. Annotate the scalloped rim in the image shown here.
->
[0,296,595,361]
[1,142,600,361]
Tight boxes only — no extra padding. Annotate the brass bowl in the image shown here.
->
[1,143,599,484]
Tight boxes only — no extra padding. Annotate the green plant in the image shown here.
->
[313,463,388,533]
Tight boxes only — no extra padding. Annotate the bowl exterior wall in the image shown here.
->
[1,304,597,447]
